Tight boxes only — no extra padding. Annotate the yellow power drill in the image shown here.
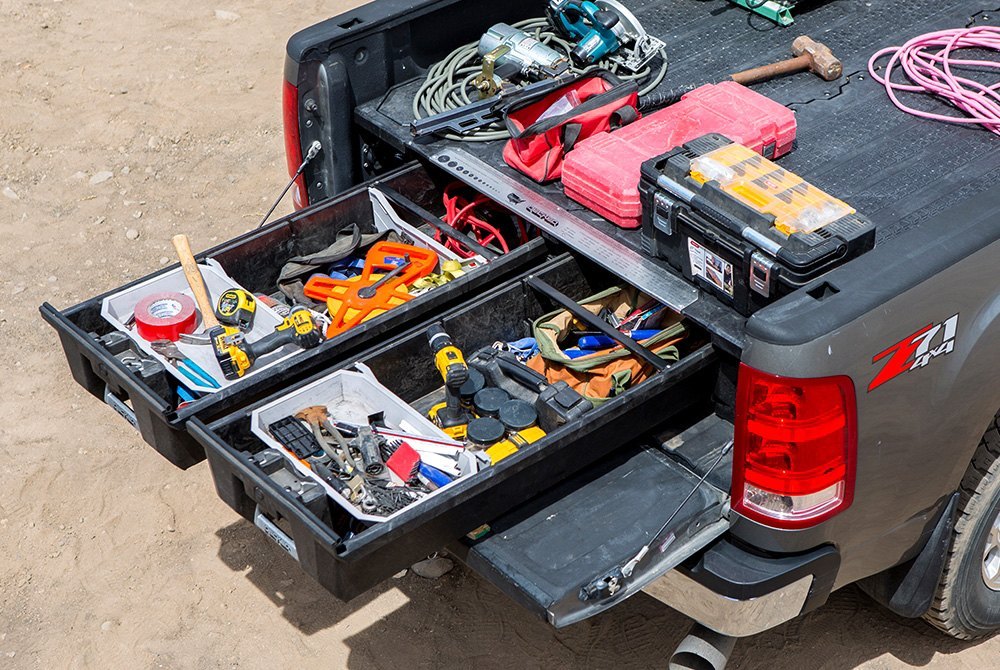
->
[427,323,471,439]
[212,306,322,380]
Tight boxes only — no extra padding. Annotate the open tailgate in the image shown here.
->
[457,415,733,627]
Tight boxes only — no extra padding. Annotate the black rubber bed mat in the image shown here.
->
[356,0,1000,246]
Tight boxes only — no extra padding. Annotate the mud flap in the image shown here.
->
[460,415,732,627]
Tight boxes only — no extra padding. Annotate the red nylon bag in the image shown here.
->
[503,73,640,183]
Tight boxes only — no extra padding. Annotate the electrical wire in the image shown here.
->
[412,16,668,141]
[868,26,1000,136]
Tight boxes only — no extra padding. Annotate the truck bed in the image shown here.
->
[351,0,999,333]
[357,0,999,240]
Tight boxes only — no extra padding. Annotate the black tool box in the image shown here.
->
[639,134,876,316]
[41,162,548,469]
[190,252,718,599]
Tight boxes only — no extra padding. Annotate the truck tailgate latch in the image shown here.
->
[580,566,626,601]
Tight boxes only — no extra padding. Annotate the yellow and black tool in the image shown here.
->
[427,323,471,439]
[212,306,322,380]
[215,288,257,331]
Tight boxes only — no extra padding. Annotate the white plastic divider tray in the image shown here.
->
[250,364,470,524]
[101,260,292,394]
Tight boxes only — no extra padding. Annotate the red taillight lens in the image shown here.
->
[282,80,308,210]
[733,363,857,529]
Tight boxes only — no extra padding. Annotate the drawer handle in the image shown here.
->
[254,506,299,562]
[525,277,668,371]
[103,385,139,432]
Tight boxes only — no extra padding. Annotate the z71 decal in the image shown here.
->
[869,314,959,392]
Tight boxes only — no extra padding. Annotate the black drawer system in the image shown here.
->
[190,253,719,600]
[41,162,548,469]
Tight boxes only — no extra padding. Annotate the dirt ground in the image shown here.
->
[0,1,997,668]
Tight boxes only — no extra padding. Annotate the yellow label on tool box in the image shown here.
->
[688,143,855,235]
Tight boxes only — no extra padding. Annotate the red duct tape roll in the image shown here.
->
[134,292,198,342]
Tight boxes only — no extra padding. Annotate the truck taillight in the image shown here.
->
[733,363,857,529]
[282,80,308,210]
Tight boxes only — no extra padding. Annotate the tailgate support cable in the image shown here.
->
[258,140,323,229]
[622,440,734,579]
[580,440,734,602]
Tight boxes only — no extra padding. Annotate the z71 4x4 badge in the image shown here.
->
[869,314,959,392]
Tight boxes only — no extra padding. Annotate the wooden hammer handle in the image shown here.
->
[171,234,220,330]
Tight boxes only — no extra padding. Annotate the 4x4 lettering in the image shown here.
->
[868,314,959,392]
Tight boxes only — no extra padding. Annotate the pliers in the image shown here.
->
[150,339,221,389]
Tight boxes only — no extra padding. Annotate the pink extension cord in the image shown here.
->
[868,25,1000,136]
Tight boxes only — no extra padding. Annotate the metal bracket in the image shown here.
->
[749,251,775,297]
[254,506,299,561]
[473,45,510,98]
[103,385,138,431]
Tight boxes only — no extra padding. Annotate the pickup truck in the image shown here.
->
[278,0,1000,666]
[42,1,999,668]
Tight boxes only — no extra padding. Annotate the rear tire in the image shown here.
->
[924,412,1000,639]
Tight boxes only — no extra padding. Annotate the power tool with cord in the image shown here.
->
[426,323,471,439]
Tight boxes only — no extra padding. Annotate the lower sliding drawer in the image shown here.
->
[191,252,719,600]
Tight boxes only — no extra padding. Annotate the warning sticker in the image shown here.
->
[688,238,734,297]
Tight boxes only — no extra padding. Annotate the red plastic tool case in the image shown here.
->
[561,81,797,228]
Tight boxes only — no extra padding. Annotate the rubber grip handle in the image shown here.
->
[171,234,220,329]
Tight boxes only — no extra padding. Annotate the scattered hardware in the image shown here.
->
[215,288,257,331]
[640,134,876,315]
[730,35,842,86]
[548,0,663,70]
[252,367,465,522]
[303,241,438,337]
[150,339,221,389]
[132,291,198,342]
[474,23,570,97]
[562,81,796,228]
[211,305,322,380]
[427,323,472,439]
[869,26,1000,136]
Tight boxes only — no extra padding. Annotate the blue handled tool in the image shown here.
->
[151,339,222,389]
[577,329,660,349]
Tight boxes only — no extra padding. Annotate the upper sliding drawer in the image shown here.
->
[41,161,550,469]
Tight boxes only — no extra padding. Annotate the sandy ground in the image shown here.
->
[0,1,997,668]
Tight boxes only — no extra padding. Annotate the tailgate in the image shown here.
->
[459,414,733,627]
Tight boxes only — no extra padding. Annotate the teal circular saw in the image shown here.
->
[547,0,664,71]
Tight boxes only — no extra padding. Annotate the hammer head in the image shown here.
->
[792,35,842,81]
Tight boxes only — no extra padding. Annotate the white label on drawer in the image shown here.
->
[688,238,734,297]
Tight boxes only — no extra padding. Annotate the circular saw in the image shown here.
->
[547,0,665,71]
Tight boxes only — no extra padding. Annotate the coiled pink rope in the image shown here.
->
[868,26,1000,136]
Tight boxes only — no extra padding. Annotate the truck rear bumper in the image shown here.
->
[643,538,841,637]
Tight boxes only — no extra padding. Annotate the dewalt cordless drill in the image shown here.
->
[427,323,470,439]
[212,306,322,380]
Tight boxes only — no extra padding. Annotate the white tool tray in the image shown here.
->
[100,260,292,394]
[250,364,468,524]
